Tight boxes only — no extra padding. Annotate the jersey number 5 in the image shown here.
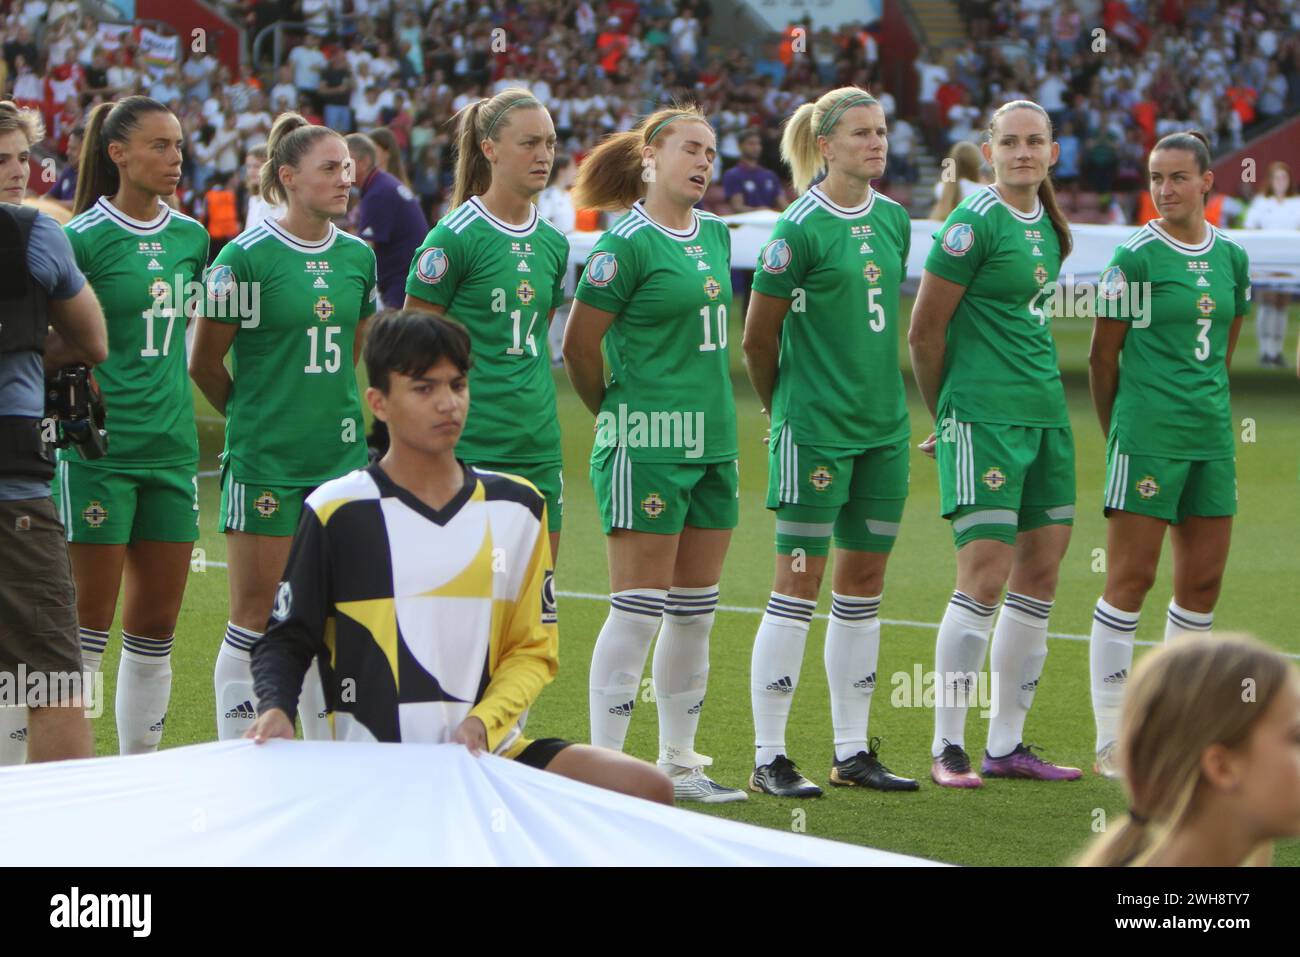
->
[866,287,886,332]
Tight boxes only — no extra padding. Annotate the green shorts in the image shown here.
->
[53,460,199,544]
[936,416,1076,547]
[592,446,739,535]
[1105,436,1236,522]
[468,460,563,533]
[220,467,311,537]
[767,429,909,554]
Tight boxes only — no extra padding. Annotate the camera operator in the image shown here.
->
[0,101,107,764]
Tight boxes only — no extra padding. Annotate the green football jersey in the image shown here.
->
[63,198,209,467]
[205,218,379,486]
[750,185,911,449]
[404,196,568,464]
[923,185,1068,427]
[1098,221,1251,460]
[574,201,738,464]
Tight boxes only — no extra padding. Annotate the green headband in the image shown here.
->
[817,93,877,137]
[485,96,542,137]
[646,113,703,143]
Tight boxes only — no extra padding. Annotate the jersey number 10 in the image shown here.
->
[698,304,728,351]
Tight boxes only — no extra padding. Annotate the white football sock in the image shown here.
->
[751,592,816,767]
[215,622,260,740]
[931,591,997,757]
[116,631,173,754]
[79,626,109,675]
[1165,600,1212,641]
[588,589,667,750]
[0,707,27,765]
[653,585,718,767]
[985,592,1052,758]
[1090,597,1138,751]
[297,663,331,740]
[825,592,881,762]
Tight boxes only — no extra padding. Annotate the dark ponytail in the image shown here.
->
[73,95,172,216]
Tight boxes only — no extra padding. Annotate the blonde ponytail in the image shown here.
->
[779,86,878,193]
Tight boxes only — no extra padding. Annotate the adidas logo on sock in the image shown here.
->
[687,699,703,715]
[853,672,877,690]
[149,714,167,733]
[1020,678,1040,693]
[317,711,327,719]
[766,676,794,694]
[1104,669,1128,684]
[225,700,256,719]
[608,700,634,717]
[9,728,27,742]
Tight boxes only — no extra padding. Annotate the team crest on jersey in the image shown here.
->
[863,260,881,284]
[982,467,1006,491]
[149,278,170,303]
[416,247,449,284]
[703,276,721,300]
[517,279,535,304]
[206,264,235,301]
[586,252,618,287]
[942,223,974,256]
[1099,265,1127,301]
[1197,293,1216,316]
[82,501,108,528]
[1136,475,1160,499]
[254,491,280,518]
[541,569,557,625]
[809,466,833,491]
[1033,263,1048,285]
[314,296,334,321]
[641,492,666,519]
[760,239,792,274]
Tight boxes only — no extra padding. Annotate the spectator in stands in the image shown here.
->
[1077,634,1300,867]
[1244,161,1300,368]
[269,64,298,113]
[345,132,428,309]
[289,31,327,110]
[242,143,283,231]
[945,87,981,146]
[237,90,273,154]
[889,112,918,184]
[930,140,986,220]
[319,49,356,133]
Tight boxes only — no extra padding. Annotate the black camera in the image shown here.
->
[45,364,108,460]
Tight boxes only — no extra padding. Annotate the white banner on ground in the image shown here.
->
[0,740,944,866]
[568,214,1300,286]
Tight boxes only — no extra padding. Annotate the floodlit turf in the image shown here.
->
[86,299,1300,866]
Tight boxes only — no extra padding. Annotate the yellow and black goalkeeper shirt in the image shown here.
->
[252,461,557,754]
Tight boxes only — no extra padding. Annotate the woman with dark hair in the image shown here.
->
[58,96,209,754]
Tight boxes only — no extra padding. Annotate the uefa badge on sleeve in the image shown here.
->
[416,247,449,284]
[941,223,974,257]
[760,238,791,274]
[586,252,618,287]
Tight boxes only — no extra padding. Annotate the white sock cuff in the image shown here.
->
[949,590,998,626]
[1167,601,1213,632]
[763,591,816,626]
[79,627,109,655]
[1094,597,1139,632]
[609,588,669,620]
[1002,591,1053,625]
[829,591,881,625]
[121,631,173,662]
[224,622,262,655]
[665,584,719,618]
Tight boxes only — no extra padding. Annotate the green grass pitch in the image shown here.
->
[86,298,1300,866]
